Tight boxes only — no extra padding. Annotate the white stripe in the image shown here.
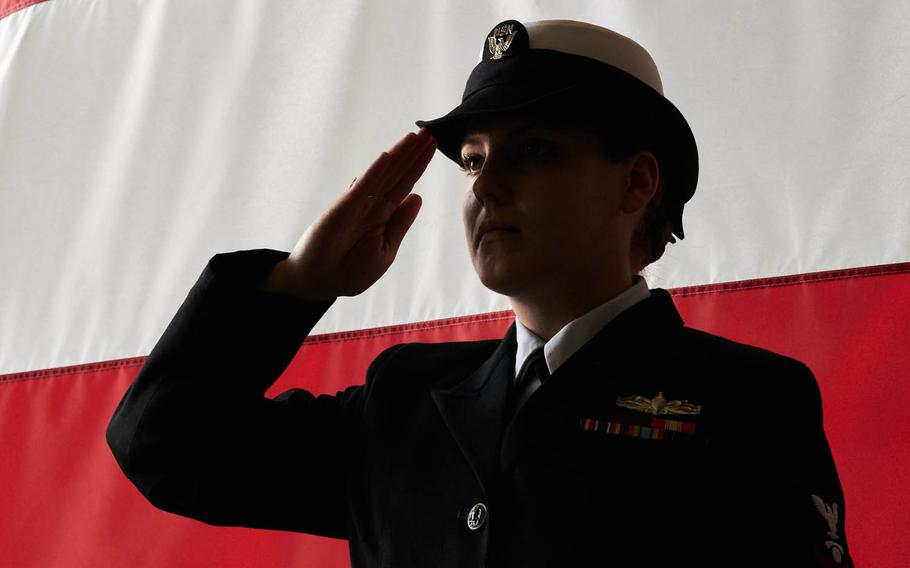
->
[1,1,908,373]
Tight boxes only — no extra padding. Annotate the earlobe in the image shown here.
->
[620,196,641,214]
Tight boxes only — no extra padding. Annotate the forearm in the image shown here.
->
[105,249,338,520]
[258,258,296,297]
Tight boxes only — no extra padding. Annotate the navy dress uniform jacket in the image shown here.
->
[106,248,853,567]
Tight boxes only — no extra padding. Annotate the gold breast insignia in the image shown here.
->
[615,391,702,416]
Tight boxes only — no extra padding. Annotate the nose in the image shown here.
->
[470,155,510,206]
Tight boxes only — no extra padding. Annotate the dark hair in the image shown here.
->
[595,125,675,272]
[630,190,673,270]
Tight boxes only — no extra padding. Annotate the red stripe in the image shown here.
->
[669,261,910,297]
[0,356,146,384]
[0,0,51,21]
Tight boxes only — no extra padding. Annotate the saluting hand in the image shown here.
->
[261,128,437,301]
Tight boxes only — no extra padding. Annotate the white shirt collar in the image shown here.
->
[513,276,651,380]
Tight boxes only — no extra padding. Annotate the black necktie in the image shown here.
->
[517,346,550,387]
[509,347,550,417]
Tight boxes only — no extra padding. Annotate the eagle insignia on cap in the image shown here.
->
[488,23,518,60]
[615,391,702,416]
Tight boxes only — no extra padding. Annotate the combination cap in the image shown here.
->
[416,19,698,239]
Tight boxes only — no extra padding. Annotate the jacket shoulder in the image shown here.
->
[676,326,812,376]
[366,339,501,389]
[671,326,822,424]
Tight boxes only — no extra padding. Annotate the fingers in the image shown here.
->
[385,193,422,253]
[381,130,434,253]
[348,151,392,196]
[384,129,435,191]
[383,131,436,206]
[355,129,434,200]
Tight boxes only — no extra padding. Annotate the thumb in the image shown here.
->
[385,193,422,253]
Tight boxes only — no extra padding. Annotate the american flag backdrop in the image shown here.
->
[1,1,908,566]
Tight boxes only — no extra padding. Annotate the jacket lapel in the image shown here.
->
[500,289,684,472]
[431,323,517,492]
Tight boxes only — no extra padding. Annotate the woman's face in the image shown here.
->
[460,114,641,300]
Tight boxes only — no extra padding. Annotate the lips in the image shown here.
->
[475,219,520,248]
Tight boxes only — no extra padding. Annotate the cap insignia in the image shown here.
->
[488,23,517,60]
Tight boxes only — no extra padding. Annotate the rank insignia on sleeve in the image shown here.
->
[615,391,702,416]
[811,494,845,564]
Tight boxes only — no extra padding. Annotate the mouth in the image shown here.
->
[475,222,520,249]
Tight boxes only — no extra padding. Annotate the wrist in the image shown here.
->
[258,259,336,302]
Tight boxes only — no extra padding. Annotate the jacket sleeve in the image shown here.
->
[789,362,854,567]
[105,248,376,539]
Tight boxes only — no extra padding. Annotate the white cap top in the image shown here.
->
[477,19,664,95]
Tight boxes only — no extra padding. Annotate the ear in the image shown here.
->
[619,151,661,215]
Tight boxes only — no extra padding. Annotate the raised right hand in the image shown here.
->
[261,128,437,301]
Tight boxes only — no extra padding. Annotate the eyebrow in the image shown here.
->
[461,122,555,146]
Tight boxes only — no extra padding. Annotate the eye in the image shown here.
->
[460,153,484,174]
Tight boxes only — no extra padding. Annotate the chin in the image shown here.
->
[472,259,533,297]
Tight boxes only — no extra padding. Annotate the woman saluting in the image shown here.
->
[108,19,852,567]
